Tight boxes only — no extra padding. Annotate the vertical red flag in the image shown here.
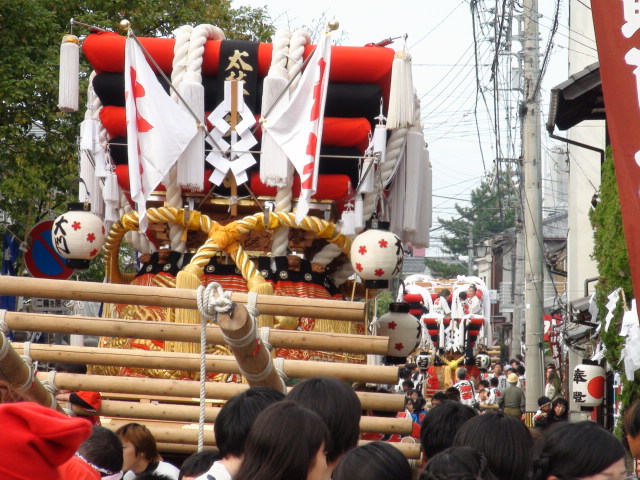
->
[592,1,640,316]
[124,37,197,230]
[262,34,332,223]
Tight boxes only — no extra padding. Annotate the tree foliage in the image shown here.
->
[424,258,467,278]
[0,0,273,250]
[437,168,518,256]
[588,148,639,413]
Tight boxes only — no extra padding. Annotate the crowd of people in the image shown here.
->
[0,359,638,480]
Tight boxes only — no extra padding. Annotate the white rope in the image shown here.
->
[0,331,10,362]
[198,286,207,452]
[41,370,59,410]
[18,341,35,391]
[275,357,288,384]
[0,309,8,335]
[238,361,275,383]
[260,326,273,352]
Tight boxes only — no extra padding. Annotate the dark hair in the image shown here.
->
[532,421,625,480]
[115,423,160,462]
[215,386,285,458]
[409,388,422,397]
[479,379,490,389]
[516,365,525,376]
[78,426,123,476]
[406,363,418,370]
[432,392,447,403]
[333,442,411,480]
[468,284,477,293]
[402,380,415,389]
[551,397,569,421]
[624,401,640,438]
[53,363,88,374]
[178,450,218,480]
[288,377,361,464]
[489,377,499,387]
[235,401,330,480]
[420,401,477,458]
[440,289,451,297]
[135,474,173,480]
[453,411,532,480]
[421,446,499,480]
[444,387,461,402]
[515,354,524,362]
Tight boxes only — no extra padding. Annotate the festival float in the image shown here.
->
[0,18,449,455]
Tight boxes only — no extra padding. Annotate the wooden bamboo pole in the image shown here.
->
[13,343,398,384]
[215,302,285,391]
[101,419,421,459]
[97,399,412,435]
[35,372,405,411]
[0,333,64,413]
[0,276,364,321]
[4,311,389,355]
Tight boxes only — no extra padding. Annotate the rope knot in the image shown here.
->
[197,282,234,320]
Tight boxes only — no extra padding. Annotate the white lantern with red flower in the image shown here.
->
[52,203,106,269]
[350,220,403,289]
[376,302,421,362]
[572,363,605,407]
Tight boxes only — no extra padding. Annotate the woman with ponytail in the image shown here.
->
[532,421,627,480]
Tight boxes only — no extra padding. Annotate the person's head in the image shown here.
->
[507,373,519,385]
[517,365,526,376]
[456,367,468,381]
[179,450,218,480]
[421,446,499,480]
[493,364,503,376]
[509,359,518,368]
[537,396,552,413]
[478,389,489,402]
[551,398,568,419]
[532,421,626,480]
[215,386,285,459]
[624,401,640,458]
[332,442,412,480]
[78,426,123,478]
[445,387,461,402]
[515,354,524,363]
[431,391,447,407]
[489,377,499,388]
[420,401,477,459]
[479,379,490,389]
[405,398,415,413]
[406,362,418,373]
[234,401,331,480]
[288,377,361,466]
[409,389,421,402]
[458,291,467,301]
[467,284,477,298]
[115,423,160,474]
[453,411,532,480]
[440,289,450,299]
[402,380,414,392]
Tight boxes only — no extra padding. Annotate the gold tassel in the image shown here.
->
[58,34,79,112]
[169,263,204,370]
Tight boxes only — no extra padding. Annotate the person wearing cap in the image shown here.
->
[498,372,525,419]
[532,396,552,428]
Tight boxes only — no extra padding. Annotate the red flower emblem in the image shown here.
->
[72,221,81,231]
[358,245,367,255]
[86,233,96,243]
[355,263,363,272]
[388,321,397,330]
[379,239,388,248]
[374,268,385,277]
[395,342,404,351]
[89,248,98,257]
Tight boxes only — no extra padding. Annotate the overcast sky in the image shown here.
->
[232,0,586,253]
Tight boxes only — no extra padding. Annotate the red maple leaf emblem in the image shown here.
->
[128,67,154,133]
[379,239,388,248]
[388,321,397,330]
[358,245,367,255]
[89,248,98,257]
[72,221,81,231]
[374,268,385,277]
[355,263,363,272]
[86,233,96,243]
[395,342,404,351]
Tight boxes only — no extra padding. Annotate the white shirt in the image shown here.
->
[453,379,476,406]
[466,295,481,315]
[124,461,180,480]
[432,296,451,316]
[195,461,232,480]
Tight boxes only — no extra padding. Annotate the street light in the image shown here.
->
[474,241,492,259]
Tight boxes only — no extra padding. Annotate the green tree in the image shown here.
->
[437,168,518,256]
[0,1,273,267]
[424,258,467,278]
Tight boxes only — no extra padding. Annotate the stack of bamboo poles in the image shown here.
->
[0,276,419,458]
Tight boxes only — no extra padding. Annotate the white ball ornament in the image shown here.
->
[350,220,403,289]
[377,302,422,361]
[52,203,106,269]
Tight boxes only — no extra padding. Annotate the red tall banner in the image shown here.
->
[592,1,640,316]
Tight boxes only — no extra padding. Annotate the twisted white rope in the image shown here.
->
[0,331,10,362]
[260,326,273,352]
[275,357,288,384]
[312,241,343,266]
[18,341,35,391]
[170,25,193,101]
[0,309,8,335]
[41,370,59,410]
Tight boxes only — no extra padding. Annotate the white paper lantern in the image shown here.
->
[52,203,106,269]
[377,302,421,359]
[350,220,403,289]
[572,363,605,407]
[475,353,491,370]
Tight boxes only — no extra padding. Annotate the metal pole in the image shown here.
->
[521,0,545,412]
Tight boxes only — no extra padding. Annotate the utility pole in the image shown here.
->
[521,0,544,411]
[511,216,525,359]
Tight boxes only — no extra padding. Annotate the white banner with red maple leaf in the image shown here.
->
[124,37,197,230]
